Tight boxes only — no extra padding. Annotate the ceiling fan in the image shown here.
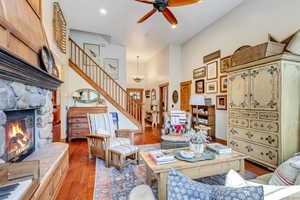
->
[135,0,200,25]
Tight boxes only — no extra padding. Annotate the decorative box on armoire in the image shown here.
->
[67,107,107,141]
[227,53,300,170]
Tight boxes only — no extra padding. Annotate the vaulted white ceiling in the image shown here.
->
[60,0,244,62]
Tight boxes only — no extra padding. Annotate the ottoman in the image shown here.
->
[161,134,189,149]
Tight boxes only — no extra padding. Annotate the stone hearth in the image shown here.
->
[0,79,53,163]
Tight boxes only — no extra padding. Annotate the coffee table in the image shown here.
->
[140,149,247,200]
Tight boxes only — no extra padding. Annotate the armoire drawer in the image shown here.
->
[250,120,279,133]
[229,127,278,147]
[230,111,258,119]
[229,118,249,128]
[259,112,279,121]
[229,138,278,166]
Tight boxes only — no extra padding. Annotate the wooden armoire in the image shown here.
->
[227,53,300,170]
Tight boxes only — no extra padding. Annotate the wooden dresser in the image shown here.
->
[67,107,107,141]
[227,53,300,170]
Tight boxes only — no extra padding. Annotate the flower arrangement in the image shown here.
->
[186,129,211,154]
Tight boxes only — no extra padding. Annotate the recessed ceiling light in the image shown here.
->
[172,25,177,29]
[99,8,107,15]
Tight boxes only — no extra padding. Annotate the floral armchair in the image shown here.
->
[161,111,192,135]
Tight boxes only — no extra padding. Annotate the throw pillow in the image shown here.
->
[226,169,300,200]
[269,155,300,185]
[168,168,263,200]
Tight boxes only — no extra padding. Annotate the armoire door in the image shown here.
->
[228,71,250,109]
[250,64,280,111]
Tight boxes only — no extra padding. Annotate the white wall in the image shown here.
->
[181,0,300,140]
[69,30,127,87]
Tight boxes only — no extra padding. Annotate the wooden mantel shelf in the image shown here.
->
[0,47,63,90]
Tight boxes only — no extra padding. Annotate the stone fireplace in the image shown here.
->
[0,47,63,163]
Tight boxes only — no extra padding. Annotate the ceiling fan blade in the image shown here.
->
[162,8,178,25]
[137,8,157,23]
[135,0,155,4]
[168,0,200,7]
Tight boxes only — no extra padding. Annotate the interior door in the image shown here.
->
[159,83,169,125]
[250,63,280,111]
[180,81,192,112]
[127,88,144,104]
[228,71,250,109]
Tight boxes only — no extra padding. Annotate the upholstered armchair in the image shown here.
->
[87,113,138,167]
[161,111,192,135]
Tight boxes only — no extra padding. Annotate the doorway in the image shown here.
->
[180,80,192,112]
[159,82,169,125]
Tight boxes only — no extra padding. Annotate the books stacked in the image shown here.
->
[207,143,232,154]
[149,150,176,165]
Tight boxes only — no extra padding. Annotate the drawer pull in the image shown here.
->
[230,129,238,135]
[230,141,239,147]
[266,151,276,160]
[265,136,275,144]
[246,132,254,139]
[245,145,254,152]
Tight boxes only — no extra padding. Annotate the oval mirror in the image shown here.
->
[72,88,100,104]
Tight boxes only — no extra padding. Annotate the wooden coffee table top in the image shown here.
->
[140,149,247,173]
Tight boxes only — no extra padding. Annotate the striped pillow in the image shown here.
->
[269,156,300,186]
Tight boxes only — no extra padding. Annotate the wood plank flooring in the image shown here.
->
[56,127,271,200]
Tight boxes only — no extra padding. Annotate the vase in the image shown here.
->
[190,143,204,154]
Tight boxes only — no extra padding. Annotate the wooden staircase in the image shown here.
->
[68,38,143,129]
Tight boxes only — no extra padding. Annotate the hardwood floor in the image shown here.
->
[56,127,271,200]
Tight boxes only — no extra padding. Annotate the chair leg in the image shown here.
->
[105,150,109,168]
[136,151,139,165]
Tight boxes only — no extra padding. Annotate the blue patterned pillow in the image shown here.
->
[168,168,264,200]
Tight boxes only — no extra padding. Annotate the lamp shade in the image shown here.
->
[190,94,205,105]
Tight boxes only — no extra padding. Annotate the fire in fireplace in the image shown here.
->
[4,109,35,162]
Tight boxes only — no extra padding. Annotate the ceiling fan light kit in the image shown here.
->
[136,0,200,25]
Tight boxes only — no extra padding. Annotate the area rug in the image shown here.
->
[93,144,257,200]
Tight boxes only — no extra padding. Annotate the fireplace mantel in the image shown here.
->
[0,47,63,90]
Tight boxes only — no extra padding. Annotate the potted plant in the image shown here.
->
[186,129,210,154]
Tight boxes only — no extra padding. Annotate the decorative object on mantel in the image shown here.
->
[219,75,228,93]
[193,66,206,79]
[72,88,104,105]
[53,2,67,54]
[206,80,218,94]
[220,56,231,73]
[0,161,39,200]
[132,56,144,83]
[39,46,54,74]
[231,41,284,67]
[206,61,218,80]
[216,95,227,110]
[268,29,300,53]
[0,47,62,90]
[172,90,179,104]
[195,79,205,94]
[203,50,221,63]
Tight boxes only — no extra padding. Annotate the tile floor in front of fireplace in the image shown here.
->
[55,127,271,200]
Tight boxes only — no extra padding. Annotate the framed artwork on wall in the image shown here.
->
[203,50,221,63]
[195,79,205,94]
[216,95,227,110]
[220,56,232,73]
[219,75,228,93]
[207,61,218,80]
[84,43,100,58]
[104,58,119,80]
[206,80,218,94]
[151,89,156,101]
[193,66,206,79]
[172,90,179,104]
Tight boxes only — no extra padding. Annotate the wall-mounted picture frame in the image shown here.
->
[220,56,232,73]
[145,90,150,98]
[84,43,100,58]
[195,79,205,94]
[207,61,218,80]
[172,90,179,104]
[203,50,221,63]
[193,66,206,79]
[104,58,119,80]
[151,89,156,101]
[206,80,218,94]
[216,95,227,110]
[219,75,228,93]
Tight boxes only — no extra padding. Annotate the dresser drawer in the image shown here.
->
[230,110,258,119]
[229,138,278,166]
[259,112,279,121]
[229,118,249,128]
[229,127,278,147]
[68,117,88,123]
[69,123,89,129]
[250,120,279,133]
